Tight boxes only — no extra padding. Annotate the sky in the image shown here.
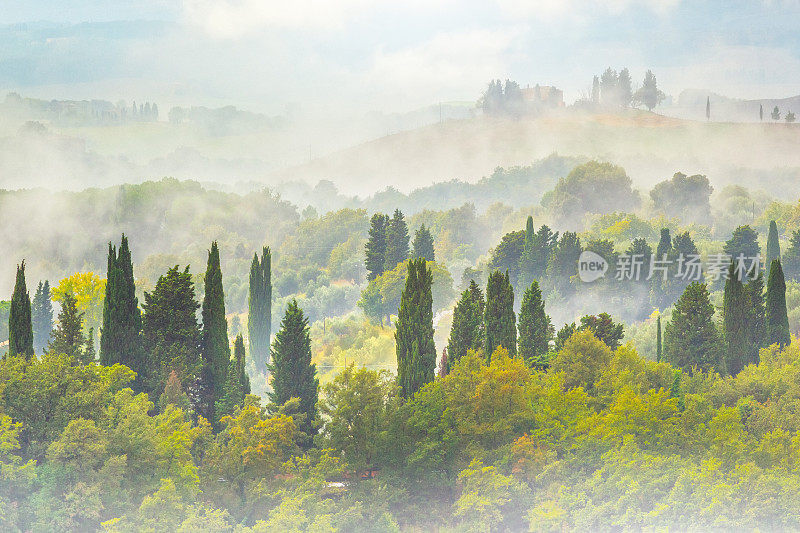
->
[2,0,800,115]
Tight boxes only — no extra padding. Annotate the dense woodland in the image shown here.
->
[5,156,800,530]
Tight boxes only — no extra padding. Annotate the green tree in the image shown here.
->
[320,365,398,474]
[784,229,800,282]
[411,224,435,262]
[772,106,781,121]
[651,228,674,308]
[100,235,143,375]
[664,282,721,373]
[489,230,525,287]
[745,272,766,366]
[8,262,33,359]
[142,265,202,402]
[48,292,90,363]
[31,280,52,355]
[248,247,272,371]
[632,69,665,111]
[267,300,319,440]
[579,313,624,349]
[484,270,516,358]
[365,213,389,281]
[766,259,791,348]
[446,280,485,371]
[545,231,581,296]
[656,315,662,363]
[766,220,781,275]
[384,209,410,271]
[233,333,250,396]
[520,221,558,288]
[723,262,750,375]
[517,280,553,369]
[215,359,243,422]
[395,259,436,398]
[723,226,760,282]
[201,242,231,424]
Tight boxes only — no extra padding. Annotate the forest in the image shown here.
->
[2,154,800,531]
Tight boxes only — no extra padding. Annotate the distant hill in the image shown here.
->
[669,89,800,122]
[271,108,800,198]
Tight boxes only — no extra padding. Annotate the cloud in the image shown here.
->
[363,28,521,108]
[181,0,375,37]
[496,0,682,19]
[180,0,456,38]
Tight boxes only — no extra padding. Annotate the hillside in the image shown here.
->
[274,109,800,197]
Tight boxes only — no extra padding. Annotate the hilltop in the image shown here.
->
[273,108,800,197]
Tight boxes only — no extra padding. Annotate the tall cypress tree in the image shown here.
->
[411,224,435,262]
[215,335,250,421]
[234,333,250,396]
[201,241,230,423]
[651,228,673,308]
[517,280,553,369]
[766,259,791,348]
[100,235,143,374]
[723,261,749,375]
[664,282,721,373]
[142,265,202,401]
[248,247,272,371]
[446,280,485,371]
[519,216,536,288]
[384,209,410,271]
[784,230,800,282]
[31,280,53,354]
[766,220,781,276]
[656,315,662,363]
[8,262,33,358]
[267,300,319,439]
[395,258,436,398]
[745,272,766,366]
[484,270,516,359]
[365,213,389,281]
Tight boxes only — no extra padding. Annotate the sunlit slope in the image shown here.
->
[275,109,800,196]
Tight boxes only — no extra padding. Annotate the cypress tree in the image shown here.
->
[384,209,410,271]
[723,261,749,375]
[766,220,781,275]
[412,224,435,262]
[267,300,319,439]
[784,230,800,282]
[651,228,673,308]
[142,265,202,400]
[519,216,536,287]
[484,270,516,359]
[85,328,95,362]
[395,258,436,398]
[215,359,243,422]
[365,213,389,281]
[31,280,53,354]
[8,262,33,358]
[745,272,766,365]
[248,247,272,371]
[656,315,662,363]
[201,242,230,423]
[234,333,250,396]
[766,259,791,348]
[446,280,485,371]
[48,292,89,363]
[517,280,553,369]
[100,235,143,374]
[664,282,721,373]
